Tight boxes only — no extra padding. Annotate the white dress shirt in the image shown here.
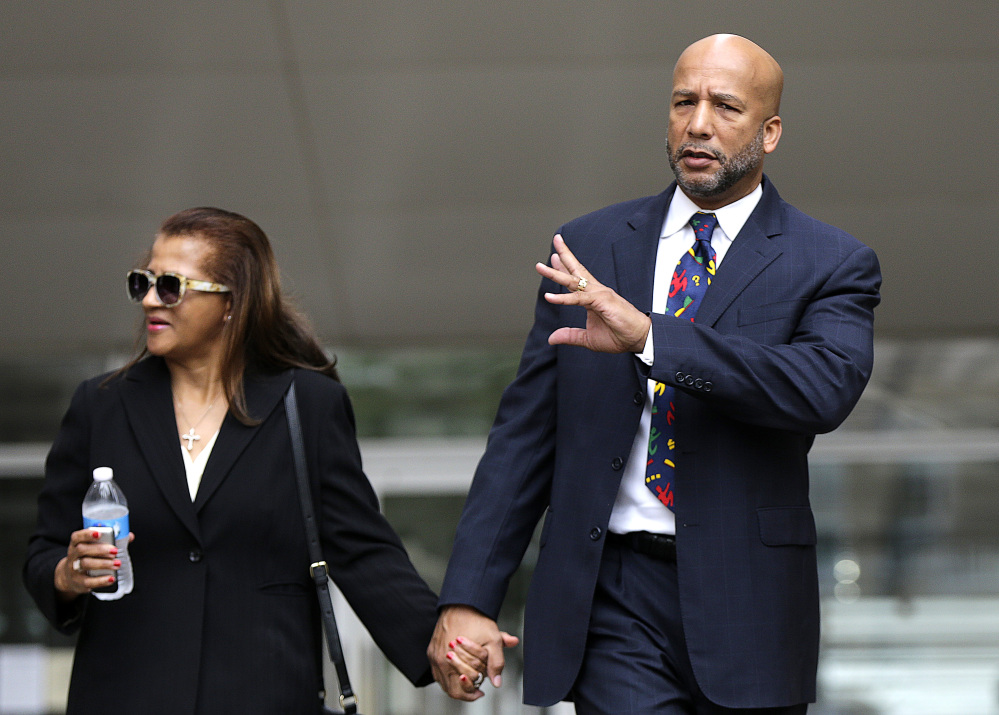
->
[607,183,763,535]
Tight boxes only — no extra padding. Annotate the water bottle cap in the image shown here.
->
[93,467,114,482]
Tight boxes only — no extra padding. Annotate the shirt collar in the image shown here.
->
[661,182,764,240]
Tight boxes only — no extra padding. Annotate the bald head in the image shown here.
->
[674,34,783,117]
[666,34,785,208]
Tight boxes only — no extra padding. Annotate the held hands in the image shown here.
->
[537,234,652,353]
[429,605,520,701]
[53,528,134,601]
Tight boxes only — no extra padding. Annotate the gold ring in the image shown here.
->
[72,558,82,573]
[574,276,588,291]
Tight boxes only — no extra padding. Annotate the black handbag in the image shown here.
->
[285,381,360,715]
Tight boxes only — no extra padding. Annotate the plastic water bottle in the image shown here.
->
[82,467,134,600]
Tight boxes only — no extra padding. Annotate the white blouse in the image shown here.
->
[181,430,220,501]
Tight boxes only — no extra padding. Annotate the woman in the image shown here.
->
[23,207,480,712]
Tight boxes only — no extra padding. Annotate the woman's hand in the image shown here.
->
[53,529,133,600]
[442,636,489,696]
[430,605,520,701]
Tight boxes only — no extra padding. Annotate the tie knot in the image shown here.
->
[689,212,718,241]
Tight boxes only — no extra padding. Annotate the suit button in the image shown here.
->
[704,382,713,392]
[611,456,624,470]
[684,375,695,386]
[589,527,603,541]
[188,550,203,563]
[633,391,644,405]
[675,371,685,383]
[694,378,704,389]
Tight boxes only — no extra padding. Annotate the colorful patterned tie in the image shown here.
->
[645,212,718,511]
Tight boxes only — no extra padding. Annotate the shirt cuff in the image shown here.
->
[636,325,654,366]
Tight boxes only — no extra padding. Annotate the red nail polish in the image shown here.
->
[107,576,116,584]
[446,652,454,660]
[456,637,464,644]
[460,675,467,682]
[92,532,99,539]
[448,641,455,648]
[113,560,121,568]
[109,548,119,555]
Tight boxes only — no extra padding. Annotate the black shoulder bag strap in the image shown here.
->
[285,380,358,715]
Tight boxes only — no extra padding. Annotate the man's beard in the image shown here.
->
[667,124,765,198]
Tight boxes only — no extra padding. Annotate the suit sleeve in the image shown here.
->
[23,381,94,633]
[649,242,881,434]
[315,381,438,686]
[438,269,561,618]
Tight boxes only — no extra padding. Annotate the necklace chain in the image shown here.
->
[176,393,221,451]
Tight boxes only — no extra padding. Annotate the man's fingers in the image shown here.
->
[547,326,588,347]
[552,234,584,275]
[483,641,506,687]
[537,235,597,294]
[537,260,585,293]
[500,631,520,648]
[537,270,600,305]
[551,252,589,283]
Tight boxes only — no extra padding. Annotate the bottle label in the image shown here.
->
[83,513,129,541]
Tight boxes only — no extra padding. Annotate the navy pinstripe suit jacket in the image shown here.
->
[440,177,881,708]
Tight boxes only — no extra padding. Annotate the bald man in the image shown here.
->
[431,35,880,714]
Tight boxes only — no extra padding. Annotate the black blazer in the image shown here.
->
[24,358,437,714]
[440,178,882,708]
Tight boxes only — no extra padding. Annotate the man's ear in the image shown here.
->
[763,115,782,154]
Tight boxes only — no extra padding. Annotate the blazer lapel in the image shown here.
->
[697,179,785,327]
[193,369,293,512]
[121,358,202,540]
[607,188,672,388]
[611,188,672,313]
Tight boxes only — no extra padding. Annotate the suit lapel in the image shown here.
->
[607,189,672,388]
[697,179,785,327]
[611,188,672,313]
[121,358,202,540]
[193,369,293,512]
